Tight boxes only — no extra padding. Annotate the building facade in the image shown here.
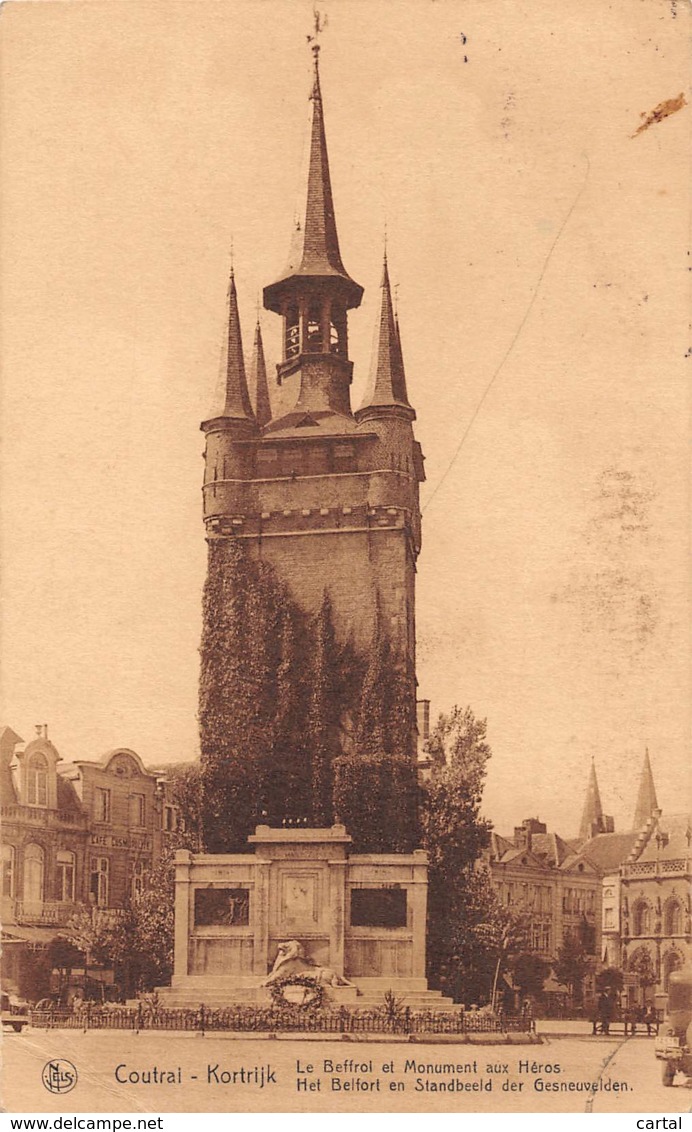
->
[485,753,690,1006]
[0,725,178,997]
[485,817,602,966]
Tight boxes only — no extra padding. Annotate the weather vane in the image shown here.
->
[307,8,327,54]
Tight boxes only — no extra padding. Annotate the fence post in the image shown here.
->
[199,1003,205,1034]
[137,1001,143,1033]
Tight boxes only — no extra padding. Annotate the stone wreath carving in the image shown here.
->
[269,973,325,1011]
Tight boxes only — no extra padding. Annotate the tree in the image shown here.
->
[128,851,176,990]
[628,948,657,996]
[46,937,84,1003]
[553,930,593,1005]
[511,951,551,1002]
[595,966,624,995]
[163,763,204,850]
[420,706,494,1000]
[62,907,135,996]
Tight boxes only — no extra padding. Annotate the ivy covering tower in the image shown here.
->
[199,38,424,851]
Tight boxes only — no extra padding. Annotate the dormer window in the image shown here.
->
[27,753,48,807]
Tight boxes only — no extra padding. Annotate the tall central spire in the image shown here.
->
[264,41,362,314]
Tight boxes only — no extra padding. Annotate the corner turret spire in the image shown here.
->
[213,267,255,424]
[357,253,415,421]
[633,748,659,830]
[250,318,272,427]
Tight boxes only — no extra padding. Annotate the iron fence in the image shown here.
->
[29,1004,534,1035]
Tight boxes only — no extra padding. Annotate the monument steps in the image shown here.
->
[152,985,459,1012]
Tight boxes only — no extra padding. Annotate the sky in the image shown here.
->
[1,0,689,837]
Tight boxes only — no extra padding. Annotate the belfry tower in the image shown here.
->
[168,37,443,1007]
[201,41,424,686]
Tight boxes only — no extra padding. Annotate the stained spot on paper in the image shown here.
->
[632,92,686,137]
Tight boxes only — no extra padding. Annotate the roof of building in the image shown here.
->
[580,831,640,873]
[634,812,692,863]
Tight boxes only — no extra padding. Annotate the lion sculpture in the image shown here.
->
[262,940,353,987]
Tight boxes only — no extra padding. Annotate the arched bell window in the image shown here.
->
[285,305,299,360]
[27,753,48,807]
[306,303,322,352]
[329,305,347,356]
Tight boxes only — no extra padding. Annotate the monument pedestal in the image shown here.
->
[158,825,453,1009]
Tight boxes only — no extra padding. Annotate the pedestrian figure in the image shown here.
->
[596,990,612,1035]
[643,1005,657,1036]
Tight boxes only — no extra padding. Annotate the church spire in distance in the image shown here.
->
[579,759,605,842]
[632,748,659,830]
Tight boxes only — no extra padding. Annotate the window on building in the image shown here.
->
[604,908,615,929]
[94,788,111,823]
[56,850,75,903]
[23,843,44,905]
[633,901,651,936]
[27,754,48,807]
[2,845,15,898]
[90,857,109,907]
[664,901,682,936]
[131,859,148,901]
[163,805,177,832]
[129,794,145,828]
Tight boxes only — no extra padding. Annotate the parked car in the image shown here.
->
[655,966,692,1086]
[1,992,28,1033]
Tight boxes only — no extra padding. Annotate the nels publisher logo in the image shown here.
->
[42,1059,78,1094]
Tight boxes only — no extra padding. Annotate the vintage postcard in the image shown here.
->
[1,0,689,1117]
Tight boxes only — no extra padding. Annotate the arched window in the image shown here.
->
[633,901,651,936]
[2,845,15,898]
[664,900,682,936]
[56,850,75,903]
[23,843,44,906]
[27,754,48,807]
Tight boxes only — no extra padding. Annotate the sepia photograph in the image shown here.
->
[0,0,689,1116]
